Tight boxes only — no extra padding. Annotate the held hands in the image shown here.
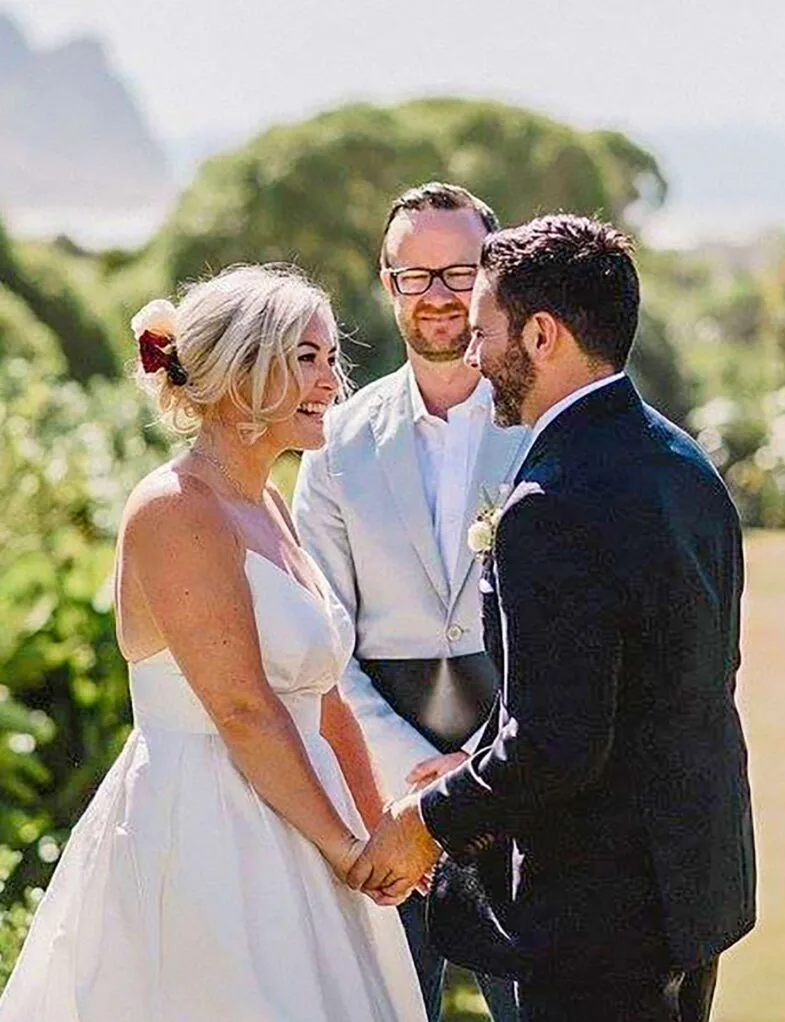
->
[339,754,466,905]
[345,793,441,906]
[324,832,367,885]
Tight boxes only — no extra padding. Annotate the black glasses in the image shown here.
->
[386,264,478,296]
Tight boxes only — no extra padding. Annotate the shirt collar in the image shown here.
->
[528,371,627,447]
[407,363,491,424]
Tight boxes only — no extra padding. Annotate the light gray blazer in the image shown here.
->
[293,364,530,799]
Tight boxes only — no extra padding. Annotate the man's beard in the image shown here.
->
[397,302,471,363]
[488,340,537,428]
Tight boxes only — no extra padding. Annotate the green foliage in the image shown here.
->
[0,219,119,381]
[0,845,43,989]
[0,284,65,373]
[629,308,694,425]
[642,235,785,525]
[690,388,785,528]
[0,848,38,989]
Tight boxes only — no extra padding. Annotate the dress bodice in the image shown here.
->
[128,550,354,736]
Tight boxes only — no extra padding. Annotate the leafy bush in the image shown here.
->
[691,388,785,528]
[0,847,38,989]
[0,219,118,381]
[0,285,65,372]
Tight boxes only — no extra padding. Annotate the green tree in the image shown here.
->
[0,219,119,381]
[0,284,64,373]
[629,308,693,425]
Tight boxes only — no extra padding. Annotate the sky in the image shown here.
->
[6,0,785,145]
[5,0,785,247]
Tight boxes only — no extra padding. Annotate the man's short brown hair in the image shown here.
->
[380,182,499,266]
[481,213,639,371]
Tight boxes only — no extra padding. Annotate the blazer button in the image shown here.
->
[446,624,463,643]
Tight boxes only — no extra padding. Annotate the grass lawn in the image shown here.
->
[441,531,785,1022]
[712,531,785,1022]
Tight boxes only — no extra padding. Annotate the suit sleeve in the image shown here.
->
[420,494,624,860]
[293,447,439,801]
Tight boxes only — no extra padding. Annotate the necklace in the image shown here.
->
[191,447,264,506]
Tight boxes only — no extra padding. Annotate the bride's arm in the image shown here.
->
[122,476,362,880]
[267,480,386,831]
[321,687,385,833]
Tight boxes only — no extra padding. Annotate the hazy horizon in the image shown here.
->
[3,0,785,249]
[6,0,784,143]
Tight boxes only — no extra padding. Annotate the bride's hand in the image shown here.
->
[324,833,366,885]
[326,834,415,905]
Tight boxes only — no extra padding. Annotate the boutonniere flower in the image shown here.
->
[467,484,513,556]
[467,481,545,556]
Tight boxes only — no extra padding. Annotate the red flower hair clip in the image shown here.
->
[137,331,188,385]
[131,299,188,385]
[138,330,174,373]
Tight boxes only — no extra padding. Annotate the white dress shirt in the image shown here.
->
[409,367,492,583]
[528,372,627,448]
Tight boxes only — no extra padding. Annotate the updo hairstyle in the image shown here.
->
[132,263,346,441]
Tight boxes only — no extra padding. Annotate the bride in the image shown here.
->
[0,264,427,1022]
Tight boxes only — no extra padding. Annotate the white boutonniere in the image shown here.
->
[467,481,545,556]
[467,484,513,556]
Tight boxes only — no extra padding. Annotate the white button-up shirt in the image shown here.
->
[409,366,492,584]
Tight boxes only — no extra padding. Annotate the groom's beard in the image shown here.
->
[488,340,537,428]
[397,300,471,363]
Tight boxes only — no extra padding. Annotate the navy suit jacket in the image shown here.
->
[422,377,756,985]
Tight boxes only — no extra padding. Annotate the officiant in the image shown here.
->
[294,182,530,1022]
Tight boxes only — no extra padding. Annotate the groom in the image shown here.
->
[348,214,756,1021]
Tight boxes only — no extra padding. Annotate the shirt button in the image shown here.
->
[446,624,463,642]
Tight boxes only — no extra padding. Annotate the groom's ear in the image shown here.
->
[523,311,560,362]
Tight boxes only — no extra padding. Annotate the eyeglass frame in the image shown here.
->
[383,263,479,296]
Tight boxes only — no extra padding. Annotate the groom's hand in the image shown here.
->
[346,793,441,902]
[406,750,469,791]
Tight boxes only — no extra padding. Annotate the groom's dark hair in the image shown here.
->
[380,182,499,266]
[481,214,640,370]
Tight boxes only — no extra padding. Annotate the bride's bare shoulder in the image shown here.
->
[121,459,234,554]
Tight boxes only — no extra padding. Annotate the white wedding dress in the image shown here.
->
[0,550,427,1022]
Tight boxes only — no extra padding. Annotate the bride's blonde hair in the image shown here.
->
[132,264,347,441]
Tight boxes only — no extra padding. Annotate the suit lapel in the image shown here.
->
[449,422,530,609]
[369,367,450,607]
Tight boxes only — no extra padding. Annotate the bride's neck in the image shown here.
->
[193,422,279,502]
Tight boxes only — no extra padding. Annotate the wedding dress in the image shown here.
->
[0,549,426,1022]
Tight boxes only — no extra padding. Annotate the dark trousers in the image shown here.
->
[399,893,518,1022]
[515,958,719,1022]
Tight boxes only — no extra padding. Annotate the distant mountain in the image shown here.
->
[0,12,172,210]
